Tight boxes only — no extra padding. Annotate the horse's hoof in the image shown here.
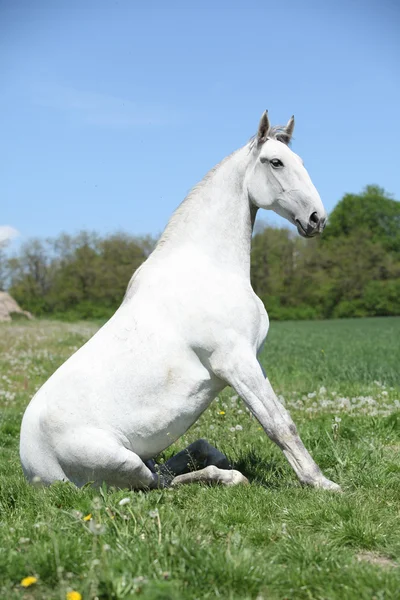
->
[224,470,249,486]
[314,478,342,492]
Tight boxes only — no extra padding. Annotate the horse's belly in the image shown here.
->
[109,352,224,458]
[124,376,223,459]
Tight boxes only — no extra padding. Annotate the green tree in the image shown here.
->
[8,239,54,314]
[323,185,400,252]
[8,231,150,319]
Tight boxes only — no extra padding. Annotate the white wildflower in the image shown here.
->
[88,520,105,535]
[118,497,131,506]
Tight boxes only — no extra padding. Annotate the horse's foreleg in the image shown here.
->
[211,344,341,491]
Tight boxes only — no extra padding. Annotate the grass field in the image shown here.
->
[0,317,399,599]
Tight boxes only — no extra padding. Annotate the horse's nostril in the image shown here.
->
[305,212,322,236]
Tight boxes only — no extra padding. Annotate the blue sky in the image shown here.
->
[1,0,399,248]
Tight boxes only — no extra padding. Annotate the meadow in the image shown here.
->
[0,317,399,599]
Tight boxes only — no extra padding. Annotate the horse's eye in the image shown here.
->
[270,158,284,168]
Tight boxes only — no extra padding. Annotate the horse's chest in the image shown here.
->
[213,289,269,351]
[177,278,269,354]
[253,296,270,352]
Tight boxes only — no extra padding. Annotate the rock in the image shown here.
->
[0,292,34,322]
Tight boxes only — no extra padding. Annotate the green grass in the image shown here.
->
[0,317,400,599]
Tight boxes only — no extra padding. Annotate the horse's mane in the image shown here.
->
[248,125,293,151]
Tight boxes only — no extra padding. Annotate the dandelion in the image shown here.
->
[235,424,243,431]
[21,576,37,587]
[332,416,341,441]
[218,411,226,415]
[92,497,102,510]
[83,513,92,521]
[118,497,131,506]
[133,576,148,590]
[229,427,235,432]
[88,520,106,535]
[148,509,159,518]
[66,592,82,600]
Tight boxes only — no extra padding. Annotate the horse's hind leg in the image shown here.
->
[158,439,248,486]
[55,429,166,489]
[171,465,249,487]
[159,438,230,479]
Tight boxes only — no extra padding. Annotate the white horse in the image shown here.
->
[20,111,340,491]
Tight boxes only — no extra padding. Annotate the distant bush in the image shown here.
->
[9,311,30,321]
[260,297,322,321]
[362,280,400,316]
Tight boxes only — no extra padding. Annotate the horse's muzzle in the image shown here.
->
[296,213,326,238]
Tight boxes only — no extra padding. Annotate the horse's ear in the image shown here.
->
[277,115,295,145]
[257,110,270,145]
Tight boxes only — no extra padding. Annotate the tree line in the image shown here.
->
[1,185,399,321]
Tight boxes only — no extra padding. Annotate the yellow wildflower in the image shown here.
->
[21,576,37,587]
[66,592,82,600]
[218,411,225,415]
[83,513,92,521]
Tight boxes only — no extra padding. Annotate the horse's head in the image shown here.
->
[246,110,327,237]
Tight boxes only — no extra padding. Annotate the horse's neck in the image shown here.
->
[154,146,256,278]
